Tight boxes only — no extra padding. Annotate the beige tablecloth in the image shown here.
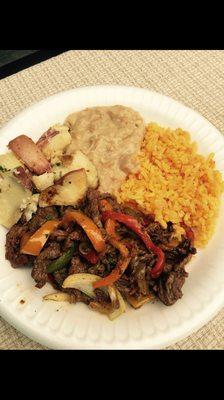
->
[0,50,223,350]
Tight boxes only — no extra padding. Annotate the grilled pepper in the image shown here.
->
[47,242,75,273]
[93,256,131,288]
[61,211,105,253]
[101,211,165,279]
[21,220,59,256]
[100,199,120,240]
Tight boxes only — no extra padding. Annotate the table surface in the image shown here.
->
[0,50,223,350]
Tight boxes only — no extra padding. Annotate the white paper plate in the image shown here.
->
[0,85,224,349]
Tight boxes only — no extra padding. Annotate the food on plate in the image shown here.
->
[52,150,98,188]
[8,135,51,175]
[0,126,98,227]
[0,172,32,228]
[62,273,126,320]
[36,124,71,164]
[65,106,145,192]
[13,166,33,191]
[0,152,23,170]
[22,193,40,222]
[118,123,223,247]
[21,219,59,256]
[39,169,88,207]
[5,188,197,318]
[32,172,55,191]
[1,105,223,320]
[44,292,71,302]
[61,210,105,252]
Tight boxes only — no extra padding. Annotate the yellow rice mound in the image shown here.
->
[118,123,223,247]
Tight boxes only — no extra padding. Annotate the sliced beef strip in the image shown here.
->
[50,229,69,242]
[69,256,88,274]
[85,242,119,277]
[5,223,33,268]
[154,267,188,306]
[69,229,86,241]
[28,206,58,232]
[63,228,86,251]
[94,289,111,304]
[146,221,174,245]
[51,258,88,289]
[88,263,106,277]
[82,188,103,228]
[88,285,114,314]
[31,242,61,288]
[150,237,195,305]
[128,241,156,269]
[153,253,192,306]
[165,238,196,265]
[52,261,103,305]
[101,244,119,269]
[163,253,193,273]
[125,234,194,305]
[53,267,68,287]
[99,192,122,212]
[65,288,91,304]
[57,205,75,218]
[133,263,148,295]
[115,274,138,297]
[126,242,155,295]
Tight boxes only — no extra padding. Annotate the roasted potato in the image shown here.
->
[8,135,51,175]
[0,152,22,170]
[32,172,55,191]
[37,125,71,164]
[53,150,98,189]
[38,169,88,207]
[0,172,32,228]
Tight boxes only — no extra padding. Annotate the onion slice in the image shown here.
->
[108,287,126,320]
[43,292,71,302]
[62,273,126,320]
[62,273,102,298]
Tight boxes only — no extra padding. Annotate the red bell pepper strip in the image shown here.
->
[101,211,165,279]
[92,201,130,287]
[100,199,120,240]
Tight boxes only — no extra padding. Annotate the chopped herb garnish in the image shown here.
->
[45,215,53,221]
[0,165,8,172]
[56,162,61,166]
[45,234,49,238]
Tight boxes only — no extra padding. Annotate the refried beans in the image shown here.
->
[65,105,145,193]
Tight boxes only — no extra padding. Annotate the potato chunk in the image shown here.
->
[39,169,88,207]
